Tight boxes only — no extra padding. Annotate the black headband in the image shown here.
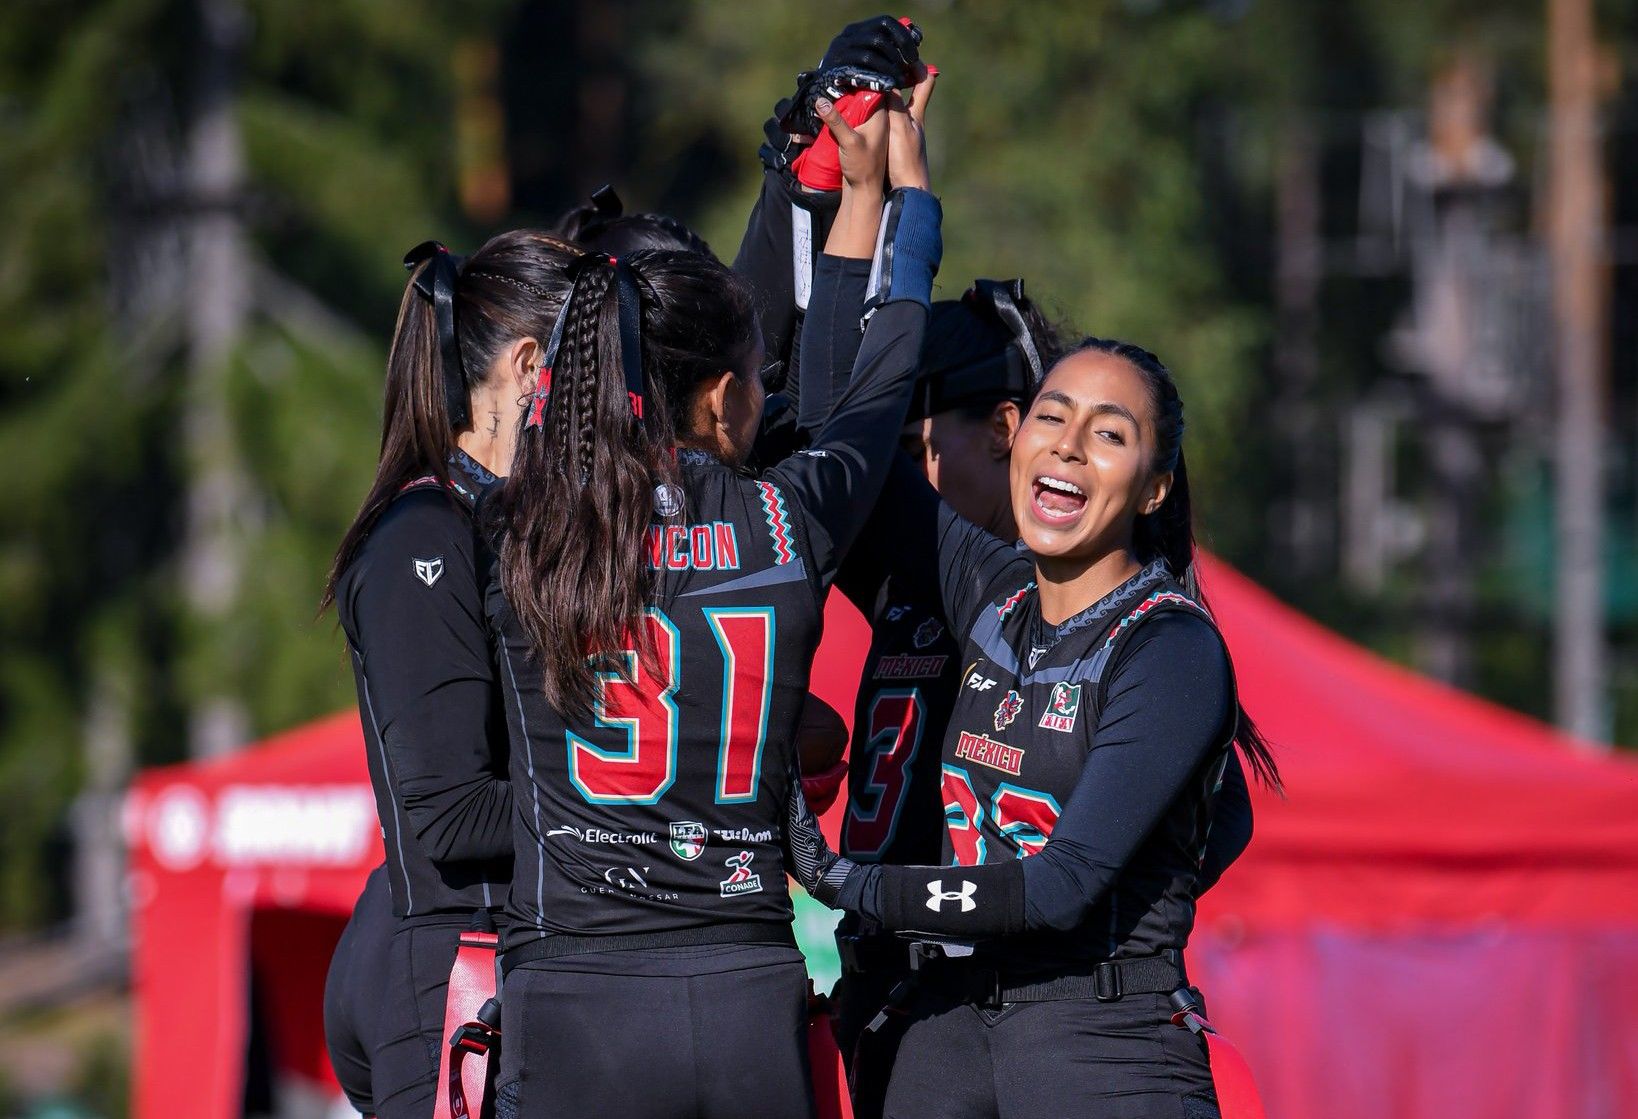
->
[403,240,470,429]
[968,278,1045,388]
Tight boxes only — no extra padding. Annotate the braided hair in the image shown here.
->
[493,249,758,710]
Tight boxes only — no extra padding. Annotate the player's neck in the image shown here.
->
[1034,547,1143,627]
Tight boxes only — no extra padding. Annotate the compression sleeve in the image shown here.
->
[1197,750,1252,894]
[843,612,1234,937]
[343,494,513,864]
[767,188,941,588]
[731,167,842,397]
[796,254,873,432]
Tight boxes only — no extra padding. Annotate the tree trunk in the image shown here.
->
[1546,0,1609,744]
[182,0,253,759]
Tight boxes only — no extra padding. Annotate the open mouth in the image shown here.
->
[1031,475,1088,523]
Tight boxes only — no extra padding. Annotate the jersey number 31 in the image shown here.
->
[568,607,773,806]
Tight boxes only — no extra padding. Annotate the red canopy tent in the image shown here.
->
[125,561,1638,1118]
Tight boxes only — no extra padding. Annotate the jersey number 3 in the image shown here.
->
[842,690,925,859]
[567,607,774,806]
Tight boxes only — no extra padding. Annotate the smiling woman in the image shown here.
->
[812,335,1278,1118]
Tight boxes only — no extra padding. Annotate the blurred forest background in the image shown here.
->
[1,0,1636,1112]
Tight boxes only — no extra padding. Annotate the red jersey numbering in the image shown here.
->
[567,606,775,806]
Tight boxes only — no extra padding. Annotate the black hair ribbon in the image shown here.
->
[523,277,577,430]
[612,257,645,420]
[403,240,471,428]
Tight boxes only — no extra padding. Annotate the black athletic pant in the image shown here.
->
[497,943,816,1119]
[879,982,1220,1119]
[324,866,477,1117]
[832,960,908,1119]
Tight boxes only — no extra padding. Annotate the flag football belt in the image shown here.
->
[433,919,501,1119]
[932,948,1188,1008]
[842,935,1186,1005]
[500,920,796,975]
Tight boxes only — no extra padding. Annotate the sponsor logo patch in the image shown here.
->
[1039,682,1083,732]
[413,556,444,587]
[713,826,773,843]
[965,671,997,692]
[874,653,948,680]
[993,689,1023,730]
[669,821,708,861]
[719,850,763,897]
[926,879,977,913]
[954,731,1025,776]
[545,824,659,846]
[580,864,680,903]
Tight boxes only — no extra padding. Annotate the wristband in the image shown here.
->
[864,188,942,312]
[876,859,1025,938]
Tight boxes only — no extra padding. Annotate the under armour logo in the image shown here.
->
[413,556,444,587]
[926,879,977,913]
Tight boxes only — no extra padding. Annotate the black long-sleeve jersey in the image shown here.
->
[793,256,1253,882]
[335,450,512,917]
[487,294,931,948]
[835,476,1240,964]
[731,166,841,400]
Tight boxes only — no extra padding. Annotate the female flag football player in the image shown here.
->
[808,337,1280,1117]
[321,232,577,1117]
[484,75,940,1119]
[757,25,1254,1114]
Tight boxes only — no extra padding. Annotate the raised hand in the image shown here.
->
[814,94,890,197]
[886,67,937,193]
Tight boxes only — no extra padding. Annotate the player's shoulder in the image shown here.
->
[1107,602,1229,685]
[369,487,475,553]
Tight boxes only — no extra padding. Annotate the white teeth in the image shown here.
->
[1036,476,1084,497]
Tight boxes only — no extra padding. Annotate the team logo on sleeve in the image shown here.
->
[913,618,944,649]
[992,689,1023,730]
[719,850,763,896]
[669,821,708,861]
[1038,682,1083,732]
[412,556,444,587]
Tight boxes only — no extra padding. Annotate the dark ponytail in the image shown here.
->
[322,230,578,611]
[1052,338,1282,793]
[493,249,757,710]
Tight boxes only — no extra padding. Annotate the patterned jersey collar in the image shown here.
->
[1028,559,1172,657]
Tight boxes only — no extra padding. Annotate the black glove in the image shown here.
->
[816,15,922,89]
[759,16,922,171]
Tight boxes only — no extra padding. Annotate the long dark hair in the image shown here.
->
[321,230,579,610]
[492,250,758,710]
[1048,338,1282,792]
